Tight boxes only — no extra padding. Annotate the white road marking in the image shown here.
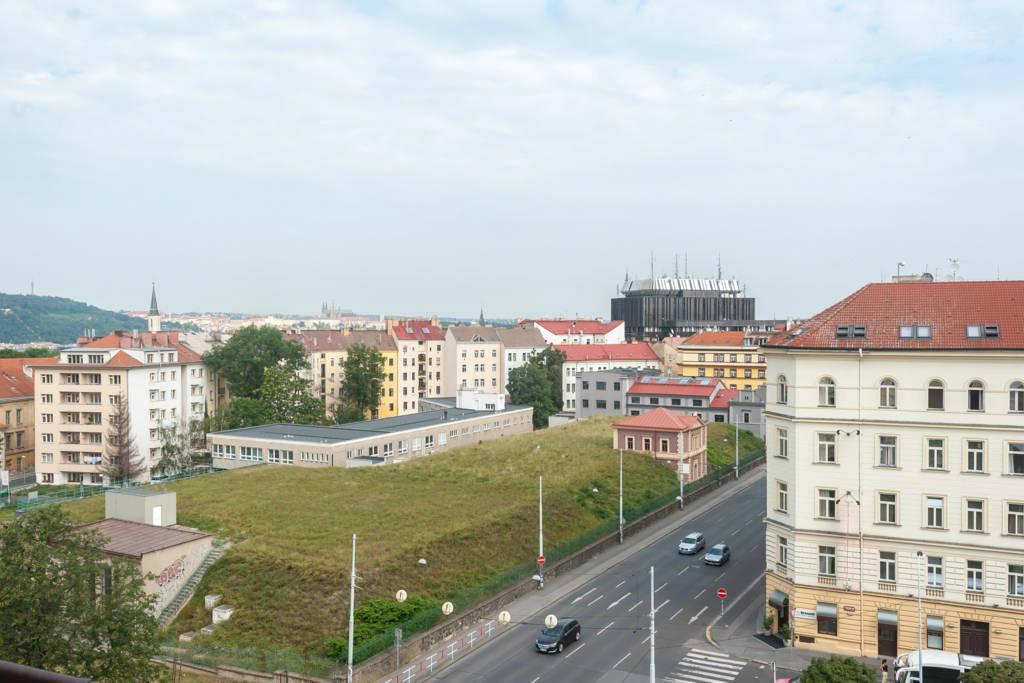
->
[615,580,626,589]
[563,642,586,659]
[641,635,651,644]
[612,652,631,669]
[607,592,631,609]
[530,678,540,683]
[587,594,604,607]
[688,606,708,624]
[628,600,643,612]
[677,566,690,576]
[571,588,595,604]
[655,582,668,593]
[597,621,614,636]
[669,607,684,621]
[730,528,740,536]
[686,654,744,668]
[654,599,670,613]
[714,572,726,581]
[693,588,706,599]
[674,648,749,682]
[691,648,738,659]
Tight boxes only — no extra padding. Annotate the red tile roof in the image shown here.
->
[529,319,624,335]
[710,388,739,409]
[0,359,36,400]
[78,330,203,363]
[627,376,722,397]
[614,407,703,431]
[391,320,445,341]
[679,331,748,347]
[768,281,1024,351]
[555,343,658,362]
[104,351,144,368]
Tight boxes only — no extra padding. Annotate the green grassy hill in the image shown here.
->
[707,422,765,468]
[66,417,683,657]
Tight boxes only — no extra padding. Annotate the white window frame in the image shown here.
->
[965,498,986,533]
[817,488,837,520]
[776,480,789,513]
[879,551,896,583]
[817,433,836,464]
[877,491,898,525]
[926,556,943,587]
[925,437,946,470]
[966,560,984,593]
[964,439,986,473]
[878,435,898,468]
[818,545,836,576]
[925,495,946,529]
[818,377,836,407]
[777,428,788,458]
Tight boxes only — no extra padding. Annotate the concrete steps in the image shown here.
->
[159,541,228,627]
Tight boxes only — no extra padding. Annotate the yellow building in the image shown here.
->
[288,330,399,419]
[0,358,56,473]
[675,331,768,390]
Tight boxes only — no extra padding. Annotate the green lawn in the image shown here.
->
[65,417,685,657]
[706,422,765,468]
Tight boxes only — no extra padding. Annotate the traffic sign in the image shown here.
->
[537,555,545,565]
[717,588,728,599]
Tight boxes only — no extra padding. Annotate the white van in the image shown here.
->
[894,650,986,683]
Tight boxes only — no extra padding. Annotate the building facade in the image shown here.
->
[764,280,1024,662]
[444,326,503,394]
[526,319,625,345]
[576,369,649,419]
[0,358,55,473]
[389,320,446,415]
[495,327,548,391]
[613,408,708,481]
[555,343,660,412]
[676,331,769,390]
[33,331,207,486]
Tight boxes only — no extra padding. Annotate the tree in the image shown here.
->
[258,365,327,425]
[0,506,162,682]
[101,395,146,483]
[963,660,1024,682]
[154,419,206,475]
[801,656,874,683]
[203,326,307,398]
[337,343,386,421]
[0,347,57,358]
[222,397,270,429]
[531,346,565,411]
[508,363,559,428]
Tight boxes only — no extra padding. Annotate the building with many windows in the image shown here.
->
[0,357,56,473]
[444,326,504,394]
[388,319,446,415]
[764,280,1024,661]
[495,326,548,391]
[555,343,660,412]
[525,319,625,345]
[675,331,769,390]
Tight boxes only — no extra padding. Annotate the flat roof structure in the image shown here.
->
[78,519,211,560]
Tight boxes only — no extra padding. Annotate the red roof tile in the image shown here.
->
[614,407,703,431]
[555,343,658,362]
[0,359,35,400]
[710,388,739,409]
[391,320,445,341]
[529,319,624,335]
[104,351,144,368]
[679,331,748,347]
[769,281,1024,351]
[78,330,203,363]
[627,376,722,397]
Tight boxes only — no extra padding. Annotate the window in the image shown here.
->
[967,560,984,593]
[927,616,944,649]
[926,496,945,528]
[817,433,836,464]
[649,397,659,405]
[879,551,896,582]
[581,399,589,408]
[818,488,837,519]
[778,537,789,567]
[240,446,262,462]
[878,492,897,524]
[398,440,408,455]
[878,436,897,467]
[659,438,669,452]
[776,481,788,512]
[818,547,836,576]
[1008,443,1024,475]
[613,400,620,410]
[412,438,422,452]
[41,453,53,464]
[966,499,985,532]
[926,438,945,470]
[927,556,943,587]
[41,413,53,423]
[777,375,788,405]
[671,398,681,406]
[965,440,985,472]
[1008,564,1024,596]
[927,380,944,410]
[1007,503,1024,535]
[625,436,635,450]
[581,381,590,391]
[1011,382,1024,413]
[968,380,985,412]
[697,353,705,362]
[879,378,896,408]
[425,435,434,449]
[818,378,836,406]
[41,473,53,484]
[596,381,607,391]
[777,428,788,458]
[642,437,651,450]
[630,396,640,404]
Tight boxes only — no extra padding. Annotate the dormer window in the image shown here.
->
[836,325,866,339]
[984,325,1000,338]
[899,325,931,339]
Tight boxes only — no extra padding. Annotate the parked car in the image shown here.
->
[703,543,731,566]
[535,618,581,654]
[894,650,984,683]
[678,532,705,555]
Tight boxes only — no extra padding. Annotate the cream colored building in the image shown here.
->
[677,330,768,391]
[764,280,1024,661]
[0,358,55,473]
[444,326,503,395]
[388,319,446,415]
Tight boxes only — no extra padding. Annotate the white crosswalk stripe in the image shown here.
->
[670,648,748,682]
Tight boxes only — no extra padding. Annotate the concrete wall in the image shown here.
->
[140,535,215,615]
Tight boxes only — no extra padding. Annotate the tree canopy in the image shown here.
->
[962,659,1024,682]
[337,343,386,421]
[507,347,564,428]
[203,326,307,398]
[258,365,327,425]
[801,656,875,683]
[0,506,162,682]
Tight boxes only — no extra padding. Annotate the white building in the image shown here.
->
[555,343,660,412]
[495,327,547,390]
[763,280,1024,661]
[527,319,625,345]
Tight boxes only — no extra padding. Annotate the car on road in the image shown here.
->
[703,543,731,566]
[678,532,705,555]
[535,618,581,654]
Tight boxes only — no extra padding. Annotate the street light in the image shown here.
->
[538,475,544,589]
[618,448,624,544]
[917,550,924,683]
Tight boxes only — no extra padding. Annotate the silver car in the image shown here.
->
[678,532,705,555]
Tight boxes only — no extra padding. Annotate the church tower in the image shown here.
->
[147,282,162,333]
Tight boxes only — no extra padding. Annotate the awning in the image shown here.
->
[878,609,898,625]
[927,616,944,630]
[816,602,838,618]
[769,590,789,609]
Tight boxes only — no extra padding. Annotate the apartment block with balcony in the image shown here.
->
[764,280,1024,662]
[676,331,769,390]
[389,319,446,415]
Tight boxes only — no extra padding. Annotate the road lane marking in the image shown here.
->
[613,652,631,669]
[628,600,643,612]
[714,572,726,581]
[587,594,604,607]
[597,621,614,636]
[607,592,631,609]
[563,642,586,659]
[654,599,670,613]
[571,588,595,604]
[688,605,708,624]
[655,582,668,593]
[677,566,690,576]
[691,648,738,659]
[530,678,540,683]
[729,528,740,536]
[615,580,626,589]
[669,607,684,621]
[687,653,744,668]
[693,589,706,599]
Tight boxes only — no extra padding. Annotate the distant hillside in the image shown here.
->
[0,293,190,345]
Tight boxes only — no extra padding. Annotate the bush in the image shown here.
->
[962,659,1024,682]
[801,656,874,683]
[325,595,438,661]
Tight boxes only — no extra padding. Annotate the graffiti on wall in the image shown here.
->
[155,543,211,614]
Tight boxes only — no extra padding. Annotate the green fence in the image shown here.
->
[160,639,341,679]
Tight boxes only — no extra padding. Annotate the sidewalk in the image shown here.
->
[708,576,884,679]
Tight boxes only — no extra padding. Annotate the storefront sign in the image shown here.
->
[792,608,817,620]
[843,605,857,614]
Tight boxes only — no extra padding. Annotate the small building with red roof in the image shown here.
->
[525,319,625,345]
[613,408,707,480]
[0,356,56,473]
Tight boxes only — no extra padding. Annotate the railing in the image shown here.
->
[965,592,984,603]
[818,575,838,587]
[1007,596,1024,608]
[877,581,896,593]
[925,587,944,598]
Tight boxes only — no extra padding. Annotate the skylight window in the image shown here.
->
[917,326,932,338]
[836,325,867,339]
[967,325,1000,338]
[900,325,931,339]
[899,326,914,338]
[984,325,1000,338]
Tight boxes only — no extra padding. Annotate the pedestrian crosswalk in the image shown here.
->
[666,648,747,682]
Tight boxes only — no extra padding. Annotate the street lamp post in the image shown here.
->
[734,418,739,479]
[347,534,357,683]
[917,550,924,683]
[538,475,544,588]
[618,449,624,544]
[649,566,656,683]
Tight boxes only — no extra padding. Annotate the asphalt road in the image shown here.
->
[431,472,768,683]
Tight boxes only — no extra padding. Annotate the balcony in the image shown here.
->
[1007,596,1024,609]
[877,581,897,593]
[83,393,102,405]
[818,575,837,587]
[925,587,944,599]
[60,434,81,445]
[965,592,984,603]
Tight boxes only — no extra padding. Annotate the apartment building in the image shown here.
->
[526,319,625,345]
[33,331,207,485]
[288,329,399,419]
[0,358,55,473]
[388,320,446,415]
[556,343,660,412]
[676,331,769,390]
[444,326,503,394]
[495,327,548,390]
[764,280,1024,661]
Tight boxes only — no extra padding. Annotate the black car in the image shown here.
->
[703,543,731,566]
[535,618,581,654]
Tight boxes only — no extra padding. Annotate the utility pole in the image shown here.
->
[618,449,624,544]
[679,461,685,510]
[538,475,545,588]
[649,566,656,683]
[734,418,740,479]
[347,534,357,683]
[917,550,924,683]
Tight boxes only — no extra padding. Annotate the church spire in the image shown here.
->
[479,307,485,326]
[147,282,162,333]
[149,282,159,315]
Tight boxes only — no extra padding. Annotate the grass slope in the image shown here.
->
[66,417,680,655]
[706,422,765,468]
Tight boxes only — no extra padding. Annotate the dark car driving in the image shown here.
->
[535,618,581,654]
[703,543,731,566]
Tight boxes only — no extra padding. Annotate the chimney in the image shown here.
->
[442,410,448,422]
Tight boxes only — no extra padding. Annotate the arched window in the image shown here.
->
[818,377,836,407]
[879,378,897,408]
[927,380,944,410]
[968,380,985,412]
[1011,382,1024,413]
[777,375,788,405]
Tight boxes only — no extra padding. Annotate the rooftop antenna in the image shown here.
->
[897,262,906,279]
[674,254,679,278]
[948,257,962,281]
[717,253,722,280]
[684,253,689,278]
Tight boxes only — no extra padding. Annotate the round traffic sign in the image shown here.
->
[498,610,511,625]
[395,589,408,603]
[441,601,454,616]
[544,614,558,629]
[716,588,728,599]
[537,555,546,565]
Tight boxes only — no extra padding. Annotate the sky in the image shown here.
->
[1,1,1022,320]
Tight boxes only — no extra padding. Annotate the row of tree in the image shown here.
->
[801,655,1024,682]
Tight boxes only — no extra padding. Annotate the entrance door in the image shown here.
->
[878,623,898,657]
[960,620,990,657]
[152,505,162,527]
